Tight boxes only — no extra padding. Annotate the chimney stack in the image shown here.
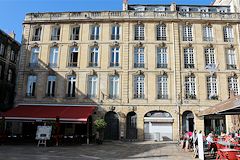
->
[9,31,16,39]
[123,0,128,11]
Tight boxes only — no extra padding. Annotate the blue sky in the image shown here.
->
[0,0,213,42]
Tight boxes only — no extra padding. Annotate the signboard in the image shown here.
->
[198,133,204,160]
[35,126,52,140]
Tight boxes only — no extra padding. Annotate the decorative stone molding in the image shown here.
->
[186,43,192,48]
[110,69,118,76]
[135,70,144,76]
[31,42,39,48]
[135,41,143,47]
[128,106,137,111]
[29,69,35,75]
[187,71,195,77]
[137,21,143,25]
[111,41,119,47]
[185,21,191,26]
[91,41,98,47]
[227,43,234,48]
[51,42,58,47]
[226,22,231,27]
[158,42,166,47]
[159,21,164,25]
[109,106,116,111]
[206,43,213,48]
[68,69,76,76]
[71,41,78,46]
[230,71,237,77]
[159,70,167,76]
[90,69,97,76]
[205,22,212,27]
[48,68,56,75]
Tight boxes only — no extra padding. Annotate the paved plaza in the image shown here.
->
[0,141,197,160]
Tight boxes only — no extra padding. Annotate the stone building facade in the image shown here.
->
[15,1,240,141]
[0,29,20,111]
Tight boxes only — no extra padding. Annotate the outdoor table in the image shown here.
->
[217,149,240,160]
[236,155,240,160]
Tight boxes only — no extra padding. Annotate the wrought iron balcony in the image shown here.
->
[157,94,168,99]
[109,94,119,99]
[89,62,98,67]
[46,93,55,97]
[68,62,78,67]
[203,37,213,42]
[29,63,39,68]
[70,34,79,40]
[110,62,119,67]
[111,34,120,40]
[49,63,58,68]
[134,36,144,41]
[224,38,234,42]
[157,63,167,68]
[227,64,237,70]
[32,36,40,41]
[51,35,60,41]
[134,94,144,99]
[90,35,99,40]
[184,64,195,69]
[26,93,35,97]
[66,93,75,98]
[183,37,193,41]
[185,94,196,100]
[156,36,167,41]
[134,63,145,68]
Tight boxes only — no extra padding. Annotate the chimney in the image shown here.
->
[9,31,16,39]
[123,0,128,11]
[170,3,177,11]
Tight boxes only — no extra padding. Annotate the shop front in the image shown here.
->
[0,105,96,145]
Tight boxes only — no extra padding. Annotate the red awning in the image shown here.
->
[2,105,96,123]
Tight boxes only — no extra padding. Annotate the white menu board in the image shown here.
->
[35,126,52,140]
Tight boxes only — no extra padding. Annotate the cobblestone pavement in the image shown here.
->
[0,141,197,160]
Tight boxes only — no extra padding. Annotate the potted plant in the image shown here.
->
[93,118,107,144]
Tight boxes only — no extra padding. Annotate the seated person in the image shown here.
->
[206,133,217,152]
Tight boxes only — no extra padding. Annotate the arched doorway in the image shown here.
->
[182,111,194,133]
[104,111,119,140]
[126,112,137,139]
[144,110,173,141]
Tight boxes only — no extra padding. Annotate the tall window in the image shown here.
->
[30,47,39,68]
[7,69,13,82]
[0,65,2,79]
[134,75,144,99]
[46,75,56,97]
[51,26,61,41]
[228,76,239,96]
[70,26,80,40]
[207,76,218,100]
[90,25,100,40]
[184,48,194,69]
[110,47,119,67]
[0,43,5,56]
[49,47,59,67]
[111,25,120,40]
[134,47,144,68]
[68,47,78,67]
[26,75,37,97]
[185,76,196,99]
[157,75,168,99]
[205,48,215,69]
[134,24,144,40]
[88,75,98,98]
[89,47,99,67]
[157,47,167,68]
[183,25,193,41]
[10,50,15,62]
[226,48,236,69]
[109,75,119,99]
[32,27,42,41]
[203,25,213,41]
[156,24,166,41]
[223,26,233,42]
[67,76,76,97]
